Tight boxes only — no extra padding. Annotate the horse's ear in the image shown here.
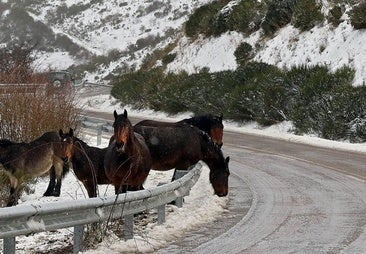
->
[69,128,74,136]
[123,109,128,118]
[225,156,230,164]
[114,110,118,119]
[59,129,63,136]
[219,113,223,121]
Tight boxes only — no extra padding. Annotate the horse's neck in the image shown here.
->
[201,137,221,165]
[183,118,209,133]
[36,132,59,143]
[74,139,89,159]
[125,131,139,155]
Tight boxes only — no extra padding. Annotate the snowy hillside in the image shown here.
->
[166,6,366,86]
[1,0,213,81]
[1,0,365,85]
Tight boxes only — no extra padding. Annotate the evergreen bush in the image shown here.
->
[225,0,265,35]
[111,63,364,142]
[162,53,176,65]
[186,0,264,37]
[261,0,296,36]
[185,1,229,38]
[349,1,366,29]
[328,5,343,27]
[290,66,356,139]
[292,0,324,31]
[234,42,254,66]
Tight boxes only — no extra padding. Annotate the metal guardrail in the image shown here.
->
[81,116,114,145]
[1,163,202,253]
[82,116,113,131]
[82,81,112,88]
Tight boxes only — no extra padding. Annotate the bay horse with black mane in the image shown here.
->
[59,128,109,198]
[134,113,224,148]
[0,131,72,206]
[104,110,152,194]
[134,124,230,197]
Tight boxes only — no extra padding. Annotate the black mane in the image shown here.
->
[0,139,15,147]
[179,114,223,134]
[199,130,223,155]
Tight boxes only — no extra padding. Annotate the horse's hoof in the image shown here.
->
[6,200,17,207]
[43,192,60,197]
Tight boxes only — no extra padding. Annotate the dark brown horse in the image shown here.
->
[134,113,224,147]
[133,124,230,196]
[104,110,152,194]
[0,131,71,206]
[59,128,109,198]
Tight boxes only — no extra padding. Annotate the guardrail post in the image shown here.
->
[173,169,190,208]
[96,124,103,146]
[4,237,16,254]
[157,204,166,224]
[73,224,84,254]
[124,214,134,240]
[157,182,166,224]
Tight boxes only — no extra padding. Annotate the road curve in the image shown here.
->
[193,143,366,253]
[84,110,366,253]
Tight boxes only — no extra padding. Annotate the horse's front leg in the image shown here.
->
[127,185,144,191]
[115,185,128,194]
[43,166,56,196]
[52,163,65,197]
[83,180,97,198]
[7,175,19,206]
[44,160,65,197]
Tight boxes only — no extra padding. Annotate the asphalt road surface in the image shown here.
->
[85,109,366,253]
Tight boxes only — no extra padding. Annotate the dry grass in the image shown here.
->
[0,85,82,142]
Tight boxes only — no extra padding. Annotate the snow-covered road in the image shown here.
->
[185,137,366,253]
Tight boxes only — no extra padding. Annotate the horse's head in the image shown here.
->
[209,156,230,197]
[186,113,224,148]
[59,128,74,163]
[209,113,224,148]
[113,109,132,152]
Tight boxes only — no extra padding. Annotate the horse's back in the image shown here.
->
[32,131,60,144]
[134,119,179,128]
[135,114,224,147]
[134,124,203,171]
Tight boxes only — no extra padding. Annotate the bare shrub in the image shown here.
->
[0,43,35,84]
[0,85,81,142]
[0,42,81,141]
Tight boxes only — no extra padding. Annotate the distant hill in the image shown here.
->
[1,0,365,86]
